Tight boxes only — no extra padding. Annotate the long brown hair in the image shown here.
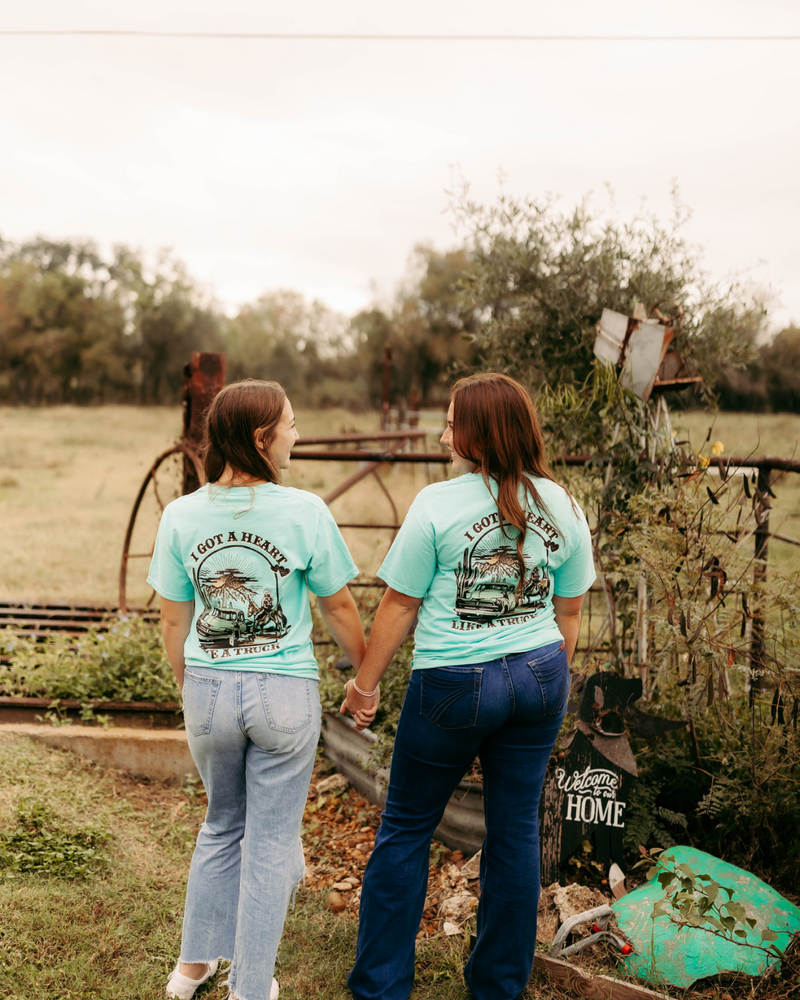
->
[203,379,286,485]
[451,372,560,594]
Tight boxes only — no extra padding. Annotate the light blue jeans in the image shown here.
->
[180,666,321,1000]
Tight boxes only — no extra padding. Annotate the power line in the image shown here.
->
[0,30,799,42]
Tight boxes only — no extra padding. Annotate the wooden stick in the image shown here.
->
[533,954,675,1000]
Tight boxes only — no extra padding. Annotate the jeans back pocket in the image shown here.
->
[527,643,569,717]
[258,673,314,734]
[183,671,221,736]
[419,667,482,729]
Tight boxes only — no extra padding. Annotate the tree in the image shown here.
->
[110,247,222,405]
[761,325,800,412]
[451,190,762,396]
[444,188,769,677]
[0,239,134,403]
[713,325,800,413]
[350,307,395,408]
[352,245,481,408]
[0,237,225,405]
[224,290,351,402]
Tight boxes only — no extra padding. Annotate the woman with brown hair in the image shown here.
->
[343,372,595,1000]
[148,380,366,1000]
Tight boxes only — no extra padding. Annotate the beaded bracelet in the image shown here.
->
[352,679,379,698]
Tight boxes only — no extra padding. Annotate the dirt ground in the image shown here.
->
[132,755,800,1000]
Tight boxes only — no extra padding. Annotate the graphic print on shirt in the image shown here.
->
[454,514,559,624]
[191,541,291,651]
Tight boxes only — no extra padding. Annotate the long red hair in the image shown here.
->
[451,372,560,592]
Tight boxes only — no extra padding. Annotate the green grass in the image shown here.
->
[3,735,796,1000]
[0,733,197,1000]
[673,411,800,459]
[0,734,561,1000]
[278,895,478,1000]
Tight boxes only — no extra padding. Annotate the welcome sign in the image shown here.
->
[539,672,642,885]
[557,764,627,828]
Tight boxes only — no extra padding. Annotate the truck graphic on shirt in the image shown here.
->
[453,526,552,623]
[192,544,290,649]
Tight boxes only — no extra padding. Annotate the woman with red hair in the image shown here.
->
[343,373,595,1000]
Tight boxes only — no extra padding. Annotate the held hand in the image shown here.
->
[340,678,380,732]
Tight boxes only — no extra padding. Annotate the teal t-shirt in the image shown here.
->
[378,473,595,669]
[147,483,358,678]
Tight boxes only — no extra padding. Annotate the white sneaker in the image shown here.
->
[166,960,219,999]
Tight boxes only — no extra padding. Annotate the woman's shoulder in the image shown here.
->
[266,484,328,513]
[164,484,327,519]
[161,485,210,516]
[529,476,569,501]
[529,477,587,522]
[412,475,485,506]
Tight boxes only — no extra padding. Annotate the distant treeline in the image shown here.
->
[1,208,795,411]
[711,327,800,412]
[0,238,476,409]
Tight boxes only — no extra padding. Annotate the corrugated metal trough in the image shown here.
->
[320,711,486,856]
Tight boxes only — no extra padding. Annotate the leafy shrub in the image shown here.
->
[0,618,179,704]
[623,768,690,855]
[0,798,109,879]
[619,455,800,881]
[636,848,783,957]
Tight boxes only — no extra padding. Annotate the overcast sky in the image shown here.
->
[2,1,799,330]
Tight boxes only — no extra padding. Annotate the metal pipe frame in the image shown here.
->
[296,430,427,445]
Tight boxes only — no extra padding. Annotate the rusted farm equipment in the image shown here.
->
[594,298,702,402]
[118,352,442,612]
[119,352,223,612]
[117,353,800,699]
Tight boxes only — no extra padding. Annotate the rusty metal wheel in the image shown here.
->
[118,443,205,612]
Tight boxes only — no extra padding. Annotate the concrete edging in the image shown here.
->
[0,724,197,783]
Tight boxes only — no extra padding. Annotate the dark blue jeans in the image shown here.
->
[347,641,569,1000]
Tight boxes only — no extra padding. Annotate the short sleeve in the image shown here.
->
[378,495,437,599]
[551,509,596,598]
[147,508,195,602]
[305,504,359,596]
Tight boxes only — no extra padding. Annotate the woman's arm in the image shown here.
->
[341,587,423,730]
[317,586,368,671]
[160,598,195,691]
[552,593,586,664]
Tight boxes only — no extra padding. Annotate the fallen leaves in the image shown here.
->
[304,765,480,938]
[325,891,347,913]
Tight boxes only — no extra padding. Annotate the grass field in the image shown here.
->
[0,406,796,606]
[0,406,445,606]
[671,411,800,574]
[3,735,798,1000]
[0,733,488,1000]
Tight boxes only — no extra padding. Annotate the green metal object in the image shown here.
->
[612,845,800,987]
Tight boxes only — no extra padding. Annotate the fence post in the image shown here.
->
[181,352,226,495]
[749,465,771,706]
[380,347,392,430]
[409,389,419,429]
[636,575,649,697]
